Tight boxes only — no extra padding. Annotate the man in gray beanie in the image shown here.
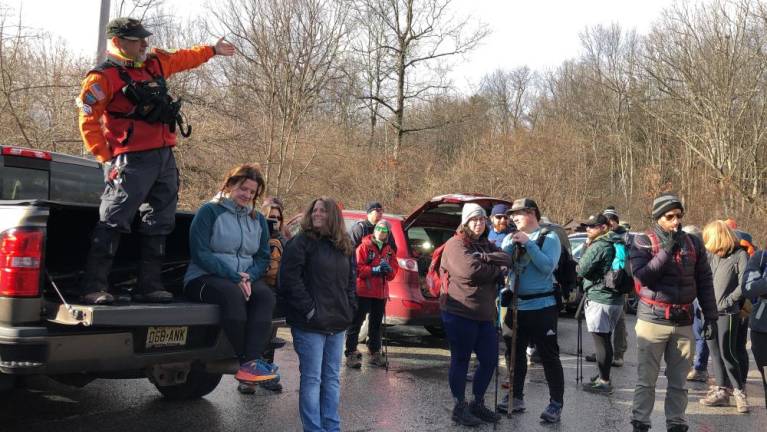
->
[629,193,717,432]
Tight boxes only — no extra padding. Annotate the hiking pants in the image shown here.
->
[692,301,709,371]
[613,305,627,359]
[184,275,275,362]
[707,313,744,390]
[751,330,767,408]
[345,297,386,355]
[441,311,498,403]
[509,305,565,404]
[631,320,693,429]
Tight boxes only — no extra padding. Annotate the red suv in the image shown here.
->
[286,194,511,337]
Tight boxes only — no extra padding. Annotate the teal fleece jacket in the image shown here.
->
[184,197,271,286]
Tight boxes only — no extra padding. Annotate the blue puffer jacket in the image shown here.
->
[744,251,767,333]
[184,197,270,286]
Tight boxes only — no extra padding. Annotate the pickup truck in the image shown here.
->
[0,145,280,399]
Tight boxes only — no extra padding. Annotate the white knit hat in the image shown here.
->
[461,203,486,225]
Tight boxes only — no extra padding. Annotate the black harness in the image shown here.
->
[95,59,191,137]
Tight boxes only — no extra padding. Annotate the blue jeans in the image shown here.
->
[692,301,709,371]
[291,327,345,432]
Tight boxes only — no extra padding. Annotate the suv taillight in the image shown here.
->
[0,228,44,297]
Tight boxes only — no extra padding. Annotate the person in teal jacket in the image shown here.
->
[184,163,278,391]
[577,214,625,394]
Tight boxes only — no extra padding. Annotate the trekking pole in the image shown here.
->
[494,294,502,431]
[574,291,587,384]
[507,247,522,418]
[381,252,391,373]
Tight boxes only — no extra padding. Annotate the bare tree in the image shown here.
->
[480,66,535,137]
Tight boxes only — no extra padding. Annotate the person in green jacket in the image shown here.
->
[577,214,625,394]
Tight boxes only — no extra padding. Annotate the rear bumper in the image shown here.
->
[385,292,442,327]
[0,324,234,375]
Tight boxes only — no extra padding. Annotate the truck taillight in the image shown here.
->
[0,228,44,297]
[1,146,52,160]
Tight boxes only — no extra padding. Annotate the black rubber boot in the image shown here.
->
[80,224,121,304]
[135,235,172,303]
[452,400,481,427]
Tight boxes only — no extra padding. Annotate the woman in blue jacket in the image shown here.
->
[184,163,278,388]
[744,249,767,408]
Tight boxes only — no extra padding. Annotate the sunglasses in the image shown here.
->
[663,212,684,221]
[492,215,509,220]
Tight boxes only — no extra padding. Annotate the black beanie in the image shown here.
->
[651,193,684,220]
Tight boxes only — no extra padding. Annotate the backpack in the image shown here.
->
[426,243,449,298]
[604,241,633,294]
[536,228,578,308]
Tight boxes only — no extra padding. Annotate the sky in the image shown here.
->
[11,0,685,91]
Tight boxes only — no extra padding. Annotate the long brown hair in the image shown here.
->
[219,163,265,219]
[299,197,354,256]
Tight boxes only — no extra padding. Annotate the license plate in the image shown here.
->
[146,326,188,348]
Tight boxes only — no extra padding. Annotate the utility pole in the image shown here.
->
[95,0,110,64]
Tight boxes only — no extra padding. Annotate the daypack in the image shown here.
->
[426,242,449,298]
[536,228,578,308]
[604,241,633,294]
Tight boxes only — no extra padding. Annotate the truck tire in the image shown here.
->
[153,368,222,400]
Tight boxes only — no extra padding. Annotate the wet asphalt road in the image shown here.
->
[2,314,766,432]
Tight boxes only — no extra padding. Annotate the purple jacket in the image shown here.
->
[630,230,717,326]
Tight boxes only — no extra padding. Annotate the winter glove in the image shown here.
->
[702,319,717,340]
[371,265,383,275]
[379,262,392,274]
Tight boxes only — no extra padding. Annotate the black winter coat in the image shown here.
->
[278,232,357,334]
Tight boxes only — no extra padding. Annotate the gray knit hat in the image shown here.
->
[651,193,684,220]
[602,206,619,222]
[461,203,486,225]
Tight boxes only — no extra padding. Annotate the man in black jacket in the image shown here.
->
[629,193,717,432]
[350,201,397,252]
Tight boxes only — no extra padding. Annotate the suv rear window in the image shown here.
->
[0,166,49,200]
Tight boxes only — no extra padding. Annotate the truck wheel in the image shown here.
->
[153,369,222,400]
[424,325,445,337]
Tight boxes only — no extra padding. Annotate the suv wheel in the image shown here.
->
[152,367,222,400]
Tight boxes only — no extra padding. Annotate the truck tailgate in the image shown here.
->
[46,301,220,327]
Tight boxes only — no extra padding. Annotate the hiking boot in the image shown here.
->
[699,386,730,406]
[667,424,688,432]
[582,377,613,395]
[497,394,526,413]
[686,369,708,382]
[631,420,650,432]
[611,356,624,367]
[733,388,749,413]
[585,353,597,363]
[369,351,388,368]
[260,377,283,393]
[235,359,278,383]
[81,291,114,305]
[452,400,481,427]
[540,400,563,423]
[133,290,173,303]
[469,400,501,423]
[345,352,362,369]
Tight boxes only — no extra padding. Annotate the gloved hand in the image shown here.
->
[702,319,717,340]
[663,227,684,253]
[371,265,383,275]
[499,286,513,307]
[379,262,392,274]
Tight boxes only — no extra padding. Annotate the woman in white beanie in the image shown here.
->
[439,203,511,426]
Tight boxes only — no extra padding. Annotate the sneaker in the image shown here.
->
[497,394,526,413]
[369,352,388,368]
[631,420,650,432]
[733,388,749,413]
[469,400,501,423]
[235,359,278,383]
[585,353,597,363]
[583,377,613,394]
[81,291,114,305]
[346,352,362,369]
[686,369,708,382]
[452,400,482,427]
[699,386,730,406]
[612,356,624,367]
[133,290,173,303]
[540,400,563,423]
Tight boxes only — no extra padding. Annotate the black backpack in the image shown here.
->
[536,228,578,308]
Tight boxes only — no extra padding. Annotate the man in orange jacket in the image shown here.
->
[77,17,235,305]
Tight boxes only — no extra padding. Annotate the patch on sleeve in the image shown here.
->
[75,97,93,115]
[83,92,97,105]
[89,83,105,100]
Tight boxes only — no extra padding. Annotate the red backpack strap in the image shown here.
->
[685,235,697,263]
[646,230,660,256]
